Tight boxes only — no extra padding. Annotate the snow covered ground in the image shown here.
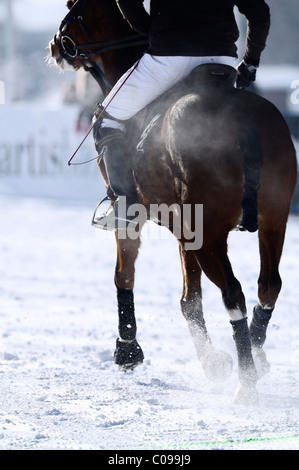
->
[0,192,299,450]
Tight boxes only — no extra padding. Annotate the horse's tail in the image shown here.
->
[237,124,263,232]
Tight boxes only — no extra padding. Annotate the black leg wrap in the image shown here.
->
[117,287,137,341]
[115,287,144,369]
[249,304,273,348]
[231,317,257,387]
[114,338,144,370]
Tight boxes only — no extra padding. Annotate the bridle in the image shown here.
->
[54,0,148,93]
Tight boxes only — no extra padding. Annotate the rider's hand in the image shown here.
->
[236,61,257,89]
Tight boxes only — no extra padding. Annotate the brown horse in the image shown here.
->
[49,0,297,404]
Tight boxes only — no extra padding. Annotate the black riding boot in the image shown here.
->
[92,127,140,231]
[239,182,260,233]
[238,127,263,233]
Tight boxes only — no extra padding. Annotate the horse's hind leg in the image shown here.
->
[179,244,234,382]
[196,237,258,402]
[249,221,286,375]
[113,231,145,370]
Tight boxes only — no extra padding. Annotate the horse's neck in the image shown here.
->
[99,2,145,88]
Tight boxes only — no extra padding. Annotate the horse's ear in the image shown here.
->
[66,0,74,9]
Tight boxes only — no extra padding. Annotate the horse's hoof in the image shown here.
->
[202,349,233,382]
[233,384,259,406]
[114,337,144,371]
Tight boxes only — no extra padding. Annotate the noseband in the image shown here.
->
[54,0,148,92]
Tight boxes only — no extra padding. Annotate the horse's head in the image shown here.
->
[49,0,148,87]
[49,0,107,71]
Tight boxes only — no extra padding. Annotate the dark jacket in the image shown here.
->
[116,0,270,66]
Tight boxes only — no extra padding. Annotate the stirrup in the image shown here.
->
[91,196,113,230]
[91,197,140,232]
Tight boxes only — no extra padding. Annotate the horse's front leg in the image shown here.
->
[113,231,145,370]
[179,244,211,359]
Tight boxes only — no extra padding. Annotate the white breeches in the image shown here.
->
[101,53,237,130]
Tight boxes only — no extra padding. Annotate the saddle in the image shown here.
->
[188,63,237,88]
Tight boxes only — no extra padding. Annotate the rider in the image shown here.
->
[93,0,270,231]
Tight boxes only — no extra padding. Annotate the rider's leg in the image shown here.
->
[92,120,141,230]
[101,54,237,121]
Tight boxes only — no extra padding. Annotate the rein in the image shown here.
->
[60,34,149,59]
[67,61,140,166]
[55,0,148,93]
